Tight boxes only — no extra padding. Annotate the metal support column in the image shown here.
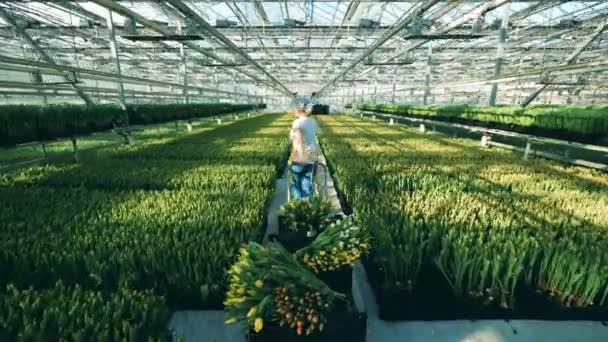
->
[391,83,396,104]
[373,85,378,103]
[106,9,128,124]
[423,45,432,105]
[489,4,510,106]
[30,71,48,105]
[177,20,190,104]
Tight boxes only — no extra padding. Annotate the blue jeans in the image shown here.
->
[290,163,314,199]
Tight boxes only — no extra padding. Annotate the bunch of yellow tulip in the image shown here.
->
[224,244,273,333]
[297,215,371,273]
[224,242,344,335]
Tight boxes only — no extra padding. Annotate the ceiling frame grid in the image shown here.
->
[0,1,605,106]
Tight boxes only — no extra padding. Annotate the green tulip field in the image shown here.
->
[0,103,264,146]
[0,107,263,167]
[318,115,608,318]
[0,114,291,340]
[2,110,607,338]
[359,103,608,140]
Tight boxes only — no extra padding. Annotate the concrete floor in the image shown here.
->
[263,168,288,241]
[167,311,608,342]
[315,154,343,215]
[168,158,608,342]
[354,262,608,342]
[367,320,608,342]
[168,311,245,342]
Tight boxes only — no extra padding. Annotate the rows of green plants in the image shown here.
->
[0,114,291,339]
[358,103,608,137]
[0,113,257,167]
[0,102,264,145]
[100,138,288,173]
[0,282,169,341]
[0,161,274,191]
[318,115,608,312]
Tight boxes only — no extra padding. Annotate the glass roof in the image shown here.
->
[0,1,606,106]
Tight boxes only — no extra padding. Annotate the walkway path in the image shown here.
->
[168,151,343,341]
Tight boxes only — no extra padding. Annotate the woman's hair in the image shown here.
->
[295,103,307,115]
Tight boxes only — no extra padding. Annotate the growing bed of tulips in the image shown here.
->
[0,103,264,146]
[0,114,291,340]
[318,115,608,320]
[359,103,608,142]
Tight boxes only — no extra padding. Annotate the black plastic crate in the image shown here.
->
[247,301,366,342]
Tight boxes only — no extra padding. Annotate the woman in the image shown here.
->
[289,104,320,200]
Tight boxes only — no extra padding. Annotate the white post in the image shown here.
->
[185,123,192,132]
[217,118,222,124]
[423,44,432,105]
[389,118,394,125]
[72,138,79,163]
[523,140,532,160]
[177,20,190,104]
[419,124,426,132]
[481,134,490,147]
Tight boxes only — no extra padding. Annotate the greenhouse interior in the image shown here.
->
[0,0,607,341]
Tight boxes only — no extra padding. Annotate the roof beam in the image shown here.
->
[52,1,108,24]
[353,0,511,80]
[163,0,292,95]
[0,24,587,37]
[87,0,226,64]
[251,0,271,23]
[45,0,601,3]
[0,54,262,99]
[521,19,608,107]
[322,0,360,57]
[0,84,252,101]
[0,6,92,104]
[283,0,290,20]
[341,0,360,25]
[316,0,441,96]
[51,2,185,67]
[226,2,278,47]
[87,0,281,96]
[373,59,608,94]
[0,91,250,102]
[13,45,591,53]
[250,0,282,46]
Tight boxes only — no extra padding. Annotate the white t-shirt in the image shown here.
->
[292,117,319,150]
